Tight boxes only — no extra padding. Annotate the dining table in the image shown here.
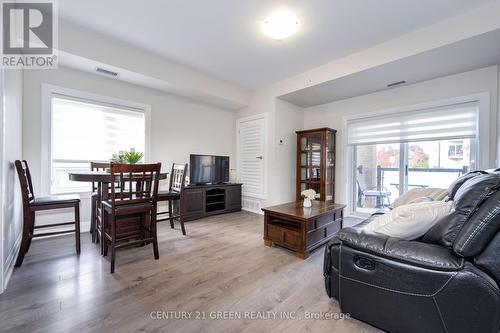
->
[69,170,168,199]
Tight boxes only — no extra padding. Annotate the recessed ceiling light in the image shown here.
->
[263,10,299,40]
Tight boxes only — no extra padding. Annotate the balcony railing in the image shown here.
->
[357,165,468,209]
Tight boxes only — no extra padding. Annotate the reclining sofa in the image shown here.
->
[324,169,500,333]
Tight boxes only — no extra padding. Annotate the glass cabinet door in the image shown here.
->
[297,128,336,202]
[299,133,322,198]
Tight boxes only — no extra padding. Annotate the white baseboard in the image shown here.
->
[3,233,22,293]
[242,207,263,215]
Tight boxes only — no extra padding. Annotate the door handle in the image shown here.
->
[256,156,263,160]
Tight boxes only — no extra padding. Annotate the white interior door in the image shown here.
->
[238,115,266,199]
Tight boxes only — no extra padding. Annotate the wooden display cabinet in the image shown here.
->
[296,128,336,201]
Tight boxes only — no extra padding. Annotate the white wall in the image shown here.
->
[498,63,500,167]
[304,66,499,207]
[273,99,304,204]
[0,69,23,293]
[23,66,237,225]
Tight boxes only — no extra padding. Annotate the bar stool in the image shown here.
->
[14,160,81,267]
[90,162,110,243]
[157,163,187,235]
[101,163,161,273]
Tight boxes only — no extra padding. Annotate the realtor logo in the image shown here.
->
[1,0,57,68]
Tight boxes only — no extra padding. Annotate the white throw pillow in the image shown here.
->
[362,201,453,240]
[391,188,448,208]
[407,196,433,204]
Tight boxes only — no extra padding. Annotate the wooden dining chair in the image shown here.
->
[14,160,81,267]
[90,162,110,243]
[101,162,161,273]
[157,163,188,235]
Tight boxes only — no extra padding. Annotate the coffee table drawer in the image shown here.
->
[267,222,302,250]
[282,229,301,249]
[267,224,283,242]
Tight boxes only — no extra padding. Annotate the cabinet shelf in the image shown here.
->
[301,149,321,153]
[206,193,225,198]
[206,201,225,205]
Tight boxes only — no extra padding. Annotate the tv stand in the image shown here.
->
[182,183,242,221]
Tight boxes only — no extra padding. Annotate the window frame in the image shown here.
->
[41,84,151,195]
[343,93,490,218]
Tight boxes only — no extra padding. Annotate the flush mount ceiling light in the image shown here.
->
[263,10,299,40]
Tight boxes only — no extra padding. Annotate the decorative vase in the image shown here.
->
[229,169,237,183]
[303,197,312,208]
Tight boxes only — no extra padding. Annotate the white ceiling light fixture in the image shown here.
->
[263,10,299,40]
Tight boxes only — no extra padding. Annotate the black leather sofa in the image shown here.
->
[324,170,500,333]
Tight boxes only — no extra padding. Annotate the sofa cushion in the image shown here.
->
[362,201,452,240]
[422,173,500,247]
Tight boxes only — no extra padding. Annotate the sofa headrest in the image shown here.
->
[422,173,500,247]
[446,170,488,200]
[453,187,500,257]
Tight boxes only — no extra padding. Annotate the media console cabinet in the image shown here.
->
[182,183,242,221]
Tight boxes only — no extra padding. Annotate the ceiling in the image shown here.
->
[280,29,500,107]
[58,0,493,89]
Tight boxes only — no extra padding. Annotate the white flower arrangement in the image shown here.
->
[301,189,316,200]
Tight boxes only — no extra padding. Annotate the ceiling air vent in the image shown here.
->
[387,80,406,88]
[96,67,118,77]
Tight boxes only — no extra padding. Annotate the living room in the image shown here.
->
[1,1,500,332]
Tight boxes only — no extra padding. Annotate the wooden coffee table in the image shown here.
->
[262,201,345,259]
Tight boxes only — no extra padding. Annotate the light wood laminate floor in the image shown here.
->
[0,211,379,333]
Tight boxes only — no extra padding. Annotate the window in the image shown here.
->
[50,95,147,194]
[448,141,464,159]
[348,100,480,215]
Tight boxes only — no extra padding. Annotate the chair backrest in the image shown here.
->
[90,161,110,192]
[169,163,187,193]
[15,160,35,207]
[109,163,161,208]
[356,173,366,192]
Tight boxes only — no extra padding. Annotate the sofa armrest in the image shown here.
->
[337,227,464,271]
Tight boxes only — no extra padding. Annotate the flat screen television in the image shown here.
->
[189,154,229,185]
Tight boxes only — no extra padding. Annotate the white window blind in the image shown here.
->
[51,96,145,193]
[347,102,479,146]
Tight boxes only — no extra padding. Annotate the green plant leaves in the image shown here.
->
[110,150,144,164]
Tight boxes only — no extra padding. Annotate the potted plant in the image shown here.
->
[301,189,316,208]
[110,148,144,164]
